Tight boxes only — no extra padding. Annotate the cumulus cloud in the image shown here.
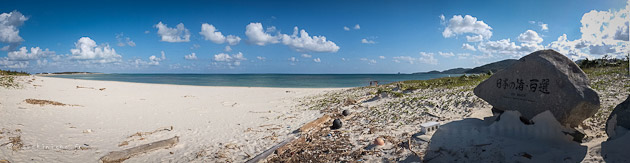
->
[540,23,549,31]
[360,58,377,64]
[69,37,122,64]
[280,26,340,52]
[214,52,246,66]
[462,43,477,51]
[115,33,136,47]
[438,51,455,57]
[224,45,232,52]
[517,30,543,44]
[477,38,543,57]
[8,46,54,61]
[419,52,438,65]
[0,57,28,68]
[442,15,493,40]
[155,22,190,42]
[0,11,28,50]
[301,54,312,58]
[245,22,280,46]
[392,56,416,64]
[354,24,360,30]
[200,23,241,45]
[184,52,197,60]
[256,56,266,61]
[288,57,298,62]
[466,35,484,42]
[379,56,385,59]
[313,58,321,63]
[547,1,629,59]
[149,51,166,65]
[361,38,376,44]
[343,26,350,31]
[246,23,339,53]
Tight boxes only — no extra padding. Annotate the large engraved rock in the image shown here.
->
[474,50,600,127]
[606,95,630,139]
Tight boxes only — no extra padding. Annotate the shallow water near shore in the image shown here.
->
[46,73,461,88]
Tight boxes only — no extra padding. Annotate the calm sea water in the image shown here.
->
[47,74,461,88]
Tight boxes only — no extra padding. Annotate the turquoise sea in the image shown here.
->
[48,74,461,88]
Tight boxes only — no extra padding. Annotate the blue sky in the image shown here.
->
[0,0,628,73]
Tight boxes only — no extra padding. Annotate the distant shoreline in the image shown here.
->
[40,73,462,88]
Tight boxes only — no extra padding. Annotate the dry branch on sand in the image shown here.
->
[100,136,179,163]
[24,99,67,106]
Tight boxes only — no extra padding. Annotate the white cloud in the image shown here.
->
[301,54,312,58]
[144,30,150,34]
[154,22,190,42]
[190,44,200,50]
[343,26,350,31]
[245,23,339,53]
[438,51,455,57]
[245,22,280,46]
[540,23,548,31]
[256,56,266,61]
[200,23,241,45]
[477,38,543,57]
[199,23,225,44]
[457,53,471,59]
[517,30,543,44]
[133,51,165,66]
[419,52,438,65]
[184,52,197,60]
[439,14,446,25]
[280,26,340,52]
[69,37,122,64]
[8,46,54,61]
[224,45,232,52]
[442,15,493,40]
[0,11,28,50]
[288,57,298,62]
[354,24,360,30]
[392,56,416,64]
[361,38,376,44]
[313,58,321,63]
[0,57,28,68]
[226,35,241,45]
[547,1,629,59]
[360,58,376,64]
[466,35,484,42]
[462,43,477,51]
[115,33,136,47]
[214,52,246,66]
[341,58,347,61]
[379,56,385,59]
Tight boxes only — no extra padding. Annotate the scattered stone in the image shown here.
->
[374,137,385,146]
[83,129,92,133]
[474,50,600,127]
[342,110,350,116]
[331,119,342,130]
[606,95,630,140]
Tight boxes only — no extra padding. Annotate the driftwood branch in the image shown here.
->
[246,114,332,163]
[100,136,179,163]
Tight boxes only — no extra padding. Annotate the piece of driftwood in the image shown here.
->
[297,114,331,133]
[246,114,331,163]
[100,136,179,163]
[245,136,296,163]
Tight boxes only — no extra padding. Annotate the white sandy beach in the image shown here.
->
[0,76,342,162]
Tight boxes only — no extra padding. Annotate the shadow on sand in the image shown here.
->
[422,111,587,162]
